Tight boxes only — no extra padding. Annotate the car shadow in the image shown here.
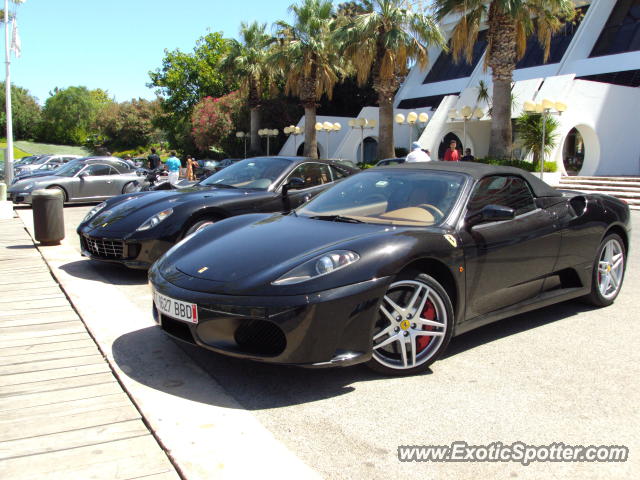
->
[59,259,149,286]
[445,299,594,358]
[111,325,433,410]
[111,300,590,411]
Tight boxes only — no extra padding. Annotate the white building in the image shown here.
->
[279,0,640,177]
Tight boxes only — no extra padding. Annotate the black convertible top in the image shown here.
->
[386,161,562,198]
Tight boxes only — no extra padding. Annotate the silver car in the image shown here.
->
[8,157,139,204]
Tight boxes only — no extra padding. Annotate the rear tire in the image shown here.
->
[583,233,626,307]
[47,185,67,203]
[367,273,454,376]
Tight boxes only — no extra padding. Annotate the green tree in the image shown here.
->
[220,22,276,154]
[0,82,41,140]
[39,86,113,145]
[271,0,344,159]
[515,111,559,168]
[94,98,162,151]
[148,31,237,152]
[336,0,444,159]
[433,0,574,159]
[148,32,235,114]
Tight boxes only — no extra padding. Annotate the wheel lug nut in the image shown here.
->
[396,316,402,322]
[404,331,409,337]
[411,323,416,329]
[394,327,400,333]
[407,314,413,319]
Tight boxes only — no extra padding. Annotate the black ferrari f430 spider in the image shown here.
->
[149,162,630,375]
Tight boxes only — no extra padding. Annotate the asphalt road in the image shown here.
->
[19,203,640,479]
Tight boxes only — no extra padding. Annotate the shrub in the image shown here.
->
[475,157,557,173]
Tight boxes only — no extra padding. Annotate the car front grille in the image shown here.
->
[83,235,124,259]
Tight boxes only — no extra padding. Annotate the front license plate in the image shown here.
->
[154,290,198,324]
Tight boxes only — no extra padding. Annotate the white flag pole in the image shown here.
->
[4,0,14,185]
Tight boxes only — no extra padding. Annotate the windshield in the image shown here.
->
[54,161,86,177]
[298,170,466,226]
[199,157,292,189]
[16,155,43,165]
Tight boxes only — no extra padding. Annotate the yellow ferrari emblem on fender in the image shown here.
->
[444,234,457,248]
[102,223,108,228]
[198,266,209,273]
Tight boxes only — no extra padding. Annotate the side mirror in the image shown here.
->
[467,204,515,228]
[78,171,89,178]
[282,177,305,196]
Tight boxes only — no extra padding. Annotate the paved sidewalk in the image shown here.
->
[15,208,321,480]
[0,216,180,480]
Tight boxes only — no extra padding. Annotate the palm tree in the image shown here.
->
[336,0,444,160]
[433,0,574,159]
[515,111,559,168]
[270,0,343,159]
[220,21,275,154]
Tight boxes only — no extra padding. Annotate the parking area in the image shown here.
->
[15,204,640,479]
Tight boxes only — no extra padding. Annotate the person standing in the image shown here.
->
[148,148,161,170]
[461,148,475,162]
[185,155,198,181]
[165,151,181,185]
[444,140,460,162]
[406,142,431,162]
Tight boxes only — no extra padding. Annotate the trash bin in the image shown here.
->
[32,189,65,245]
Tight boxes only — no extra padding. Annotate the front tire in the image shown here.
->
[183,218,218,238]
[367,273,454,375]
[583,233,626,307]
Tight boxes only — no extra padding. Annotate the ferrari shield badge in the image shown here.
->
[444,234,457,248]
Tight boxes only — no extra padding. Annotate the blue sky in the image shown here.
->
[7,0,318,104]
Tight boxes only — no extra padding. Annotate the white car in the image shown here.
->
[14,154,82,177]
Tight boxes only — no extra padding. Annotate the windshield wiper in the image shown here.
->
[308,214,364,223]
[208,183,237,189]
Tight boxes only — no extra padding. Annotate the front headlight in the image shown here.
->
[137,208,173,231]
[272,250,359,285]
[82,202,107,223]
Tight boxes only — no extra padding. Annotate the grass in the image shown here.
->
[13,140,90,156]
[0,141,31,160]
[0,140,90,181]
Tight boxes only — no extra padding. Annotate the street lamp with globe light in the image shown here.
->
[235,131,249,158]
[524,99,567,181]
[395,111,429,150]
[283,125,303,155]
[348,118,376,165]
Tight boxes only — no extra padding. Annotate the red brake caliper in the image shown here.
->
[416,301,436,352]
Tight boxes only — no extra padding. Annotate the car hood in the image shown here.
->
[85,186,251,230]
[169,214,389,283]
[8,175,65,190]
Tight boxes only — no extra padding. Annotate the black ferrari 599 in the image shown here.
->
[149,162,630,375]
[77,156,358,269]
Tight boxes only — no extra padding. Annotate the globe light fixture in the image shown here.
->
[284,125,303,155]
[350,117,375,165]
[258,128,278,155]
[396,111,429,150]
[316,121,342,158]
[235,131,249,158]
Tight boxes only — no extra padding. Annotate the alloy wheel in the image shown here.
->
[372,279,448,370]
[597,238,624,300]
